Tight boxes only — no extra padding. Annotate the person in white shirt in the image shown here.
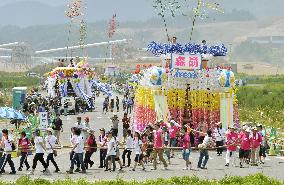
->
[197,130,215,169]
[122,130,133,167]
[67,127,86,174]
[132,131,145,171]
[45,128,60,173]
[75,117,85,130]
[30,129,50,175]
[213,122,225,156]
[69,127,80,171]
[105,131,117,171]
[82,117,90,142]
[0,129,16,174]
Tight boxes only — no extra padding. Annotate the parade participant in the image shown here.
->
[197,130,214,169]
[122,96,127,112]
[114,135,123,171]
[0,129,16,174]
[105,131,117,172]
[122,130,133,167]
[257,124,266,164]
[250,127,262,166]
[169,120,179,158]
[30,129,50,175]
[152,123,168,170]
[116,96,120,112]
[103,98,108,114]
[127,97,133,114]
[239,128,251,168]
[82,117,91,142]
[162,126,171,164]
[70,127,80,171]
[67,128,86,174]
[63,100,68,116]
[52,114,63,145]
[213,122,225,156]
[17,131,30,171]
[45,128,60,173]
[84,130,96,169]
[143,125,154,163]
[122,113,130,136]
[98,128,107,168]
[111,115,119,137]
[181,127,192,170]
[75,117,84,130]
[225,126,238,167]
[110,99,115,112]
[132,131,145,171]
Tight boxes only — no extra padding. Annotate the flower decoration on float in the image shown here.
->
[147,41,227,57]
[218,69,235,88]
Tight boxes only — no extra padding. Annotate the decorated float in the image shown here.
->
[132,41,240,134]
[45,60,112,107]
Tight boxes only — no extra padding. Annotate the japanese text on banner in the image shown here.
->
[171,54,202,70]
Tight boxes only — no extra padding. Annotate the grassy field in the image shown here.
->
[0,174,282,185]
[237,75,284,128]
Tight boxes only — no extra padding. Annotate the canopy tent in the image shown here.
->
[0,107,26,120]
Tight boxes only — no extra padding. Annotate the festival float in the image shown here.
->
[132,41,240,135]
[45,60,100,107]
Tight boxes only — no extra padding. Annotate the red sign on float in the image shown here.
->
[171,54,202,70]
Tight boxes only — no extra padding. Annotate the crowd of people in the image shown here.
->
[0,111,269,175]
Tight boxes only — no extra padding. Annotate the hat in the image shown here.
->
[216,122,222,125]
[46,128,53,133]
[229,126,237,129]
[88,129,94,134]
[99,128,105,131]
[170,120,175,124]
[256,124,262,127]
[159,119,164,123]
[242,125,248,130]
[245,128,251,132]
[135,130,141,135]
[252,127,258,131]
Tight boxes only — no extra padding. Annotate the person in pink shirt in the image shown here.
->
[152,122,168,170]
[249,127,262,165]
[239,128,251,168]
[181,127,192,170]
[169,120,179,158]
[225,126,238,167]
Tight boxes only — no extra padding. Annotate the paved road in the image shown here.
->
[0,93,284,181]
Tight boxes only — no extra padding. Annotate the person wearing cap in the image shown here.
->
[132,131,145,171]
[111,115,119,137]
[45,128,60,172]
[52,114,63,145]
[152,123,168,170]
[69,127,80,171]
[239,128,251,168]
[169,120,179,158]
[17,131,31,171]
[213,122,225,156]
[84,130,96,169]
[75,117,84,130]
[0,129,16,174]
[30,129,50,175]
[225,126,238,167]
[249,127,262,166]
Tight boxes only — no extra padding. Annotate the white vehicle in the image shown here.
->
[60,97,77,115]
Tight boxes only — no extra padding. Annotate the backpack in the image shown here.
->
[91,137,97,152]
[8,140,16,151]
